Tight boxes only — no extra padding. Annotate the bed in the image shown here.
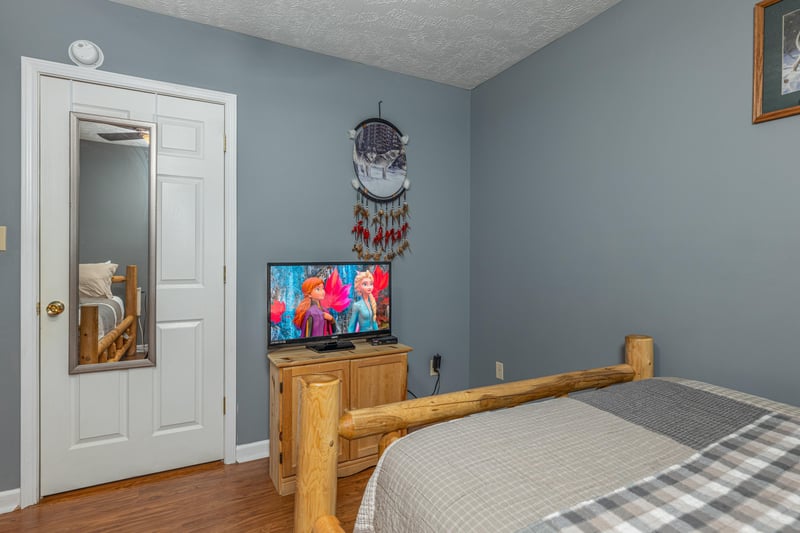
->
[292,335,800,533]
[78,263,139,364]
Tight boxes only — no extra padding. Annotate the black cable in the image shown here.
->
[407,389,418,399]
[431,372,440,396]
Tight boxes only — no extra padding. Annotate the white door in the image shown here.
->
[39,76,226,495]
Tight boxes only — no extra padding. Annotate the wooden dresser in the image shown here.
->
[268,341,411,496]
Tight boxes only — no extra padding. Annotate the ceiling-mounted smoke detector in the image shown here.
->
[68,40,104,68]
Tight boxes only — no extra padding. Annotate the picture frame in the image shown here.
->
[351,118,407,201]
[753,0,800,123]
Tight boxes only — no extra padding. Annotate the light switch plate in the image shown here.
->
[0,226,6,251]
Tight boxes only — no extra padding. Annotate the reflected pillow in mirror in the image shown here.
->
[79,262,118,299]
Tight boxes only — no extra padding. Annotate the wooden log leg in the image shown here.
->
[378,430,402,457]
[125,265,137,356]
[625,334,653,380]
[294,375,340,533]
[312,516,343,533]
[79,306,99,364]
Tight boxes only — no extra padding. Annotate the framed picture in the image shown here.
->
[351,118,407,201]
[753,0,800,123]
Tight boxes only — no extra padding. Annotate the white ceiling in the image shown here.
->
[109,0,620,89]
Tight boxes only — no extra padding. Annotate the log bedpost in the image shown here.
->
[378,430,403,457]
[625,334,653,380]
[79,306,99,364]
[125,265,138,356]
[312,516,344,533]
[294,374,341,533]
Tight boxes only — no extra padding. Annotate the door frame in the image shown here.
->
[20,57,238,507]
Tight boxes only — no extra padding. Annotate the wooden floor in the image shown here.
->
[0,460,372,532]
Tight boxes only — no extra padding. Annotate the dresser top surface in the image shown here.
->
[267,341,412,367]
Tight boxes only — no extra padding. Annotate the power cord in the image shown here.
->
[431,372,440,396]
[409,354,443,398]
[431,353,441,395]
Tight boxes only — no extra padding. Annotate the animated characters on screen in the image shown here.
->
[268,264,390,344]
[292,277,335,338]
[348,270,377,332]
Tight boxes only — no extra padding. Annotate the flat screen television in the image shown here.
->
[267,261,392,352]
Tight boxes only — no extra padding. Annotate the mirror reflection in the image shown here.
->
[69,113,157,373]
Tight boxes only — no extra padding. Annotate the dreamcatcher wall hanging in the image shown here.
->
[349,103,410,261]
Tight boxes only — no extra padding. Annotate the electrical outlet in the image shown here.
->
[495,361,504,380]
[430,357,438,376]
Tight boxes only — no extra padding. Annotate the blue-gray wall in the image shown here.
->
[471,0,800,406]
[0,0,470,491]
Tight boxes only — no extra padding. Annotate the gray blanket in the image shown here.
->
[354,378,800,533]
[524,412,800,532]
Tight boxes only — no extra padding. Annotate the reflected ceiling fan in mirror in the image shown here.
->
[97,130,150,143]
[79,120,150,146]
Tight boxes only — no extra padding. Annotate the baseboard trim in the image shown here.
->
[236,440,269,463]
[0,488,20,514]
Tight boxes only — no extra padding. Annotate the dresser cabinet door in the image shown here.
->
[348,353,407,460]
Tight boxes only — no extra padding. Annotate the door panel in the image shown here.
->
[154,93,225,449]
[155,320,202,430]
[75,372,127,441]
[40,77,225,495]
[159,178,202,280]
[72,82,154,121]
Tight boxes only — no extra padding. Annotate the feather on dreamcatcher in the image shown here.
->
[348,107,410,262]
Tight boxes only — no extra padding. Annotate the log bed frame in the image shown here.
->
[79,264,138,364]
[293,334,654,533]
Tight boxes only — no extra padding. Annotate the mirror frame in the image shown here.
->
[69,112,158,373]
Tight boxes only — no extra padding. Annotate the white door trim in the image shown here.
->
[20,57,238,508]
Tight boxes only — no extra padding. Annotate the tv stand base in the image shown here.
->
[307,340,355,353]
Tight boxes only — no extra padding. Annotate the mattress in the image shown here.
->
[79,296,124,338]
[354,378,800,532]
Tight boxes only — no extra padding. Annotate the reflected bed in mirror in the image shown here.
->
[69,113,157,374]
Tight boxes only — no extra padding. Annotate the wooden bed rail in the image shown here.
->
[294,334,653,533]
[339,364,635,440]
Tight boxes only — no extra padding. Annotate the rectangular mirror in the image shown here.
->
[69,112,157,373]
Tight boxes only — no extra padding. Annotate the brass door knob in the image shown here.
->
[46,301,65,316]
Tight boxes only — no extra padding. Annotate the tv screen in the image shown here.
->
[267,262,391,350]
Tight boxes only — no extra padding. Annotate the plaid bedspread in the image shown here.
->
[523,412,800,533]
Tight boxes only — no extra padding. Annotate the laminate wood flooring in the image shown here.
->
[0,460,372,532]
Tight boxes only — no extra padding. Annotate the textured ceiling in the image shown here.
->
[109,0,621,89]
